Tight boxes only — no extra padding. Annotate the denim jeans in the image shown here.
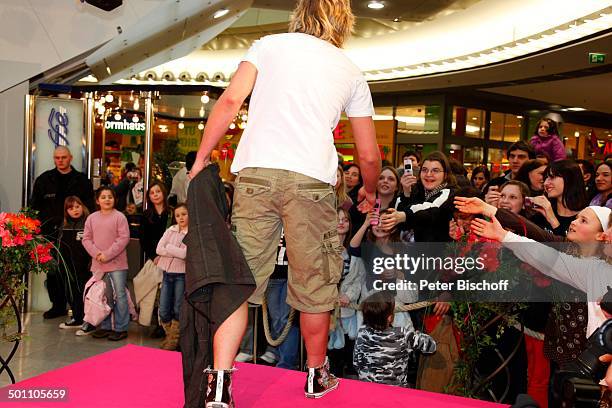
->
[159,271,185,323]
[267,279,300,370]
[101,270,129,332]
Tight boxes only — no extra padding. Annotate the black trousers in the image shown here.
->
[45,265,67,312]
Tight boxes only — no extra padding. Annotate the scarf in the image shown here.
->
[424,182,448,201]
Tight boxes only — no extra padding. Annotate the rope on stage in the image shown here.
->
[260,298,435,346]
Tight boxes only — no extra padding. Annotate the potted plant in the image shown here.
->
[0,209,55,383]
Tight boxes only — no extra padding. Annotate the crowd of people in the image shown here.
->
[30,118,612,407]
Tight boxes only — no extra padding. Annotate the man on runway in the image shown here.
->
[188,1,380,406]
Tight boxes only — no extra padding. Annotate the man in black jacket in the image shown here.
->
[29,146,94,319]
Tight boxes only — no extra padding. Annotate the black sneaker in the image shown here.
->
[43,308,67,319]
[59,318,83,329]
[108,331,128,341]
[205,368,235,408]
[304,357,339,399]
[75,323,96,336]
[92,329,113,339]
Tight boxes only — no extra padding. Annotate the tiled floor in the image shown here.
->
[0,312,161,387]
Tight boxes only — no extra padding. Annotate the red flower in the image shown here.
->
[522,262,552,288]
[479,244,500,272]
[30,243,53,264]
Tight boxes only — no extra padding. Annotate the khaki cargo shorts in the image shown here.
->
[231,167,343,313]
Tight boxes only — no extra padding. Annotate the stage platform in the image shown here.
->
[0,344,507,407]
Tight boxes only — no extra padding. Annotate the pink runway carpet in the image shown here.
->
[0,344,507,407]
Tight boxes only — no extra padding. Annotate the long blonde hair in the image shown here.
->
[335,165,350,208]
[289,0,355,48]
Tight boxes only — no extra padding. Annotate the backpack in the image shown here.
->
[83,276,111,326]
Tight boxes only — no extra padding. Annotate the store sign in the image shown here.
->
[177,125,201,155]
[105,119,145,135]
[34,98,85,176]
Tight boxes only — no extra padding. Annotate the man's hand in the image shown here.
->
[96,253,107,263]
[357,187,376,213]
[338,294,350,307]
[188,157,211,180]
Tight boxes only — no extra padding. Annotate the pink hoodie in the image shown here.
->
[530,134,566,162]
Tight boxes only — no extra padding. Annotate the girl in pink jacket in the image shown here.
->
[81,187,131,341]
[530,118,566,162]
[156,203,188,350]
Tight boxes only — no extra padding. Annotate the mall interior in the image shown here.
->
[0,0,611,407]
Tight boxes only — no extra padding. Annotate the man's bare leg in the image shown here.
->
[213,301,248,369]
[300,311,330,367]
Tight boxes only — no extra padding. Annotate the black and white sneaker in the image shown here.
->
[59,318,83,329]
[75,323,96,336]
[304,357,339,399]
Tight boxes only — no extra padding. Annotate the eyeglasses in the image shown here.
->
[420,168,444,175]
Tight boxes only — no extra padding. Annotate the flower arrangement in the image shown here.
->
[0,210,55,341]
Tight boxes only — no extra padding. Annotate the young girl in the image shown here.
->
[81,187,131,340]
[156,203,188,351]
[353,291,436,387]
[58,196,90,330]
[530,118,566,162]
[345,210,417,332]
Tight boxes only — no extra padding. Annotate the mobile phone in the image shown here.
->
[370,198,381,226]
[404,158,413,176]
[524,197,539,209]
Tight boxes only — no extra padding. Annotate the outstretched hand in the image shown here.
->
[470,216,507,242]
[357,187,376,213]
[454,196,497,218]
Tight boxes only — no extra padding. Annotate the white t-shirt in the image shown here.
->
[230,33,374,185]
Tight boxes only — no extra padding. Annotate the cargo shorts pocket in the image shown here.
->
[236,176,271,198]
[296,182,334,203]
[322,229,344,285]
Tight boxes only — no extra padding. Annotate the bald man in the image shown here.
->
[30,146,94,319]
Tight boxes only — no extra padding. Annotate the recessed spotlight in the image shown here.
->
[178,122,185,130]
[393,17,400,22]
[198,122,204,131]
[367,1,384,10]
[213,8,229,19]
[201,93,210,104]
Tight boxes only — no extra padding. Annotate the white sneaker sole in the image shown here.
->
[205,403,231,408]
[305,380,339,399]
[59,324,82,330]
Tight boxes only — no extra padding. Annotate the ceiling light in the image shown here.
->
[179,106,185,117]
[516,115,523,119]
[574,131,580,137]
[129,91,134,102]
[567,107,586,111]
[133,99,140,110]
[393,18,400,22]
[201,93,210,104]
[105,93,114,103]
[117,96,122,107]
[229,123,236,130]
[213,8,229,19]
[97,106,105,115]
[114,113,121,121]
[199,107,205,117]
[132,115,139,123]
[198,122,204,131]
[178,122,185,130]
[471,117,478,120]
[367,1,384,10]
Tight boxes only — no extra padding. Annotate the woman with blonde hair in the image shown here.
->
[336,165,353,211]
[188,0,381,406]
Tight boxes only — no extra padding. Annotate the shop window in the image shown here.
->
[490,112,521,142]
[395,105,440,136]
[487,148,507,178]
[452,107,484,138]
[562,122,612,159]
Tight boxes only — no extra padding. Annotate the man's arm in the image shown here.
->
[190,62,257,178]
[349,116,380,207]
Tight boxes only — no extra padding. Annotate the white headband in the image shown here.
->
[588,206,611,231]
